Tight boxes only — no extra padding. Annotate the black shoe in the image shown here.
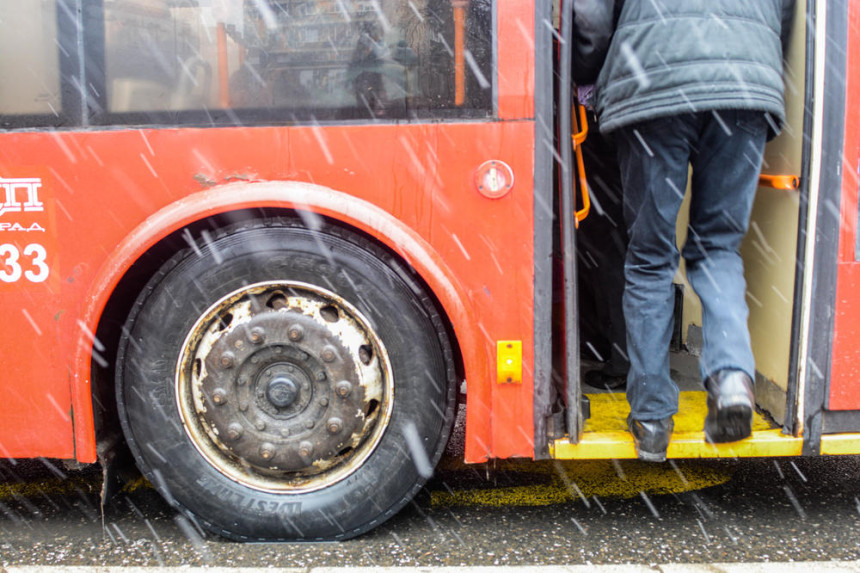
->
[704,369,754,444]
[627,415,673,462]
[584,368,627,390]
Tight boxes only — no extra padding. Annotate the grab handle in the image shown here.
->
[571,103,591,224]
[759,174,800,190]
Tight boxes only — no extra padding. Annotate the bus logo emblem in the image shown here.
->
[0,177,44,217]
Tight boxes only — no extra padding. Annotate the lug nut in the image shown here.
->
[336,381,352,398]
[260,443,275,460]
[326,417,343,434]
[220,352,235,368]
[316,371,327,382]
[299,441,314,457]
[249,327,265,344]
[226,423,244,441]
[288,325,304,342]
[234,339,245,350]
[319,397,329,407]
[321,346,337,363]
[304,419,315,429]
[212,388,227,405]
[255,420,267,431]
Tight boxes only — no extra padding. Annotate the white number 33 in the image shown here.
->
[0,243,49,283]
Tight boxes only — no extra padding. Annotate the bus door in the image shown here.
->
[551,0,813,459]
[556,0,584,444]
[805,0,860,454]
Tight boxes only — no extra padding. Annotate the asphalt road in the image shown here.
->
[2,438,860,568]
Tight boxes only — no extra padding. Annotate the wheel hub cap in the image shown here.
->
[176,281,392,493]
[266,376,299,408]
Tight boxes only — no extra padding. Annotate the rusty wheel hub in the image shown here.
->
[176,281,392,492]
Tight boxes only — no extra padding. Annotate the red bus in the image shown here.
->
[1,0,858,541]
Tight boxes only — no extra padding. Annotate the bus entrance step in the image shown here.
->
[553,390,800,459]
[550,429,802,459]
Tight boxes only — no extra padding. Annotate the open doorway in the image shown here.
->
[560,0,808,455]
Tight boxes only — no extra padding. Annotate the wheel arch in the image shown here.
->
[76,180,478,463]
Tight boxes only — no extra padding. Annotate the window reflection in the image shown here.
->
[103,0,493,120]
[0,0,61,116]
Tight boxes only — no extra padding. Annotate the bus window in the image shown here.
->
[99,0,493,123]
[0,1,61,117]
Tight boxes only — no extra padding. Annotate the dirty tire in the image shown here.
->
[116,218,456,541]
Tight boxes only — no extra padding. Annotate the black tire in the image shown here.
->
[116,217,456,541]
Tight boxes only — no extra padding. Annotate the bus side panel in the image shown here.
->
[497,0,535,120]
[0,121,537,462]
[828,0,860,410]
[0,166,72,458]
[831,266,860,409]
[0,164,74,458]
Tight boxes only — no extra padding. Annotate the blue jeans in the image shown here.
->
[614,110,768,421]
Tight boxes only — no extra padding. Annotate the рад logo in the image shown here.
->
[0,177,44,217]
[0,177,46,232]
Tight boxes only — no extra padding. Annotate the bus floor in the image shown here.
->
[551,350,799,460]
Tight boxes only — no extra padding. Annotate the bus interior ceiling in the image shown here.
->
[573,0,806,447]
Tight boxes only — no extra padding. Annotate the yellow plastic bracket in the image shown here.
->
[497,340,522,384]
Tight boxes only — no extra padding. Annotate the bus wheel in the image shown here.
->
[116,218,456,541]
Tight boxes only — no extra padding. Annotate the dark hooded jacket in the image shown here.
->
[573,0,795,135]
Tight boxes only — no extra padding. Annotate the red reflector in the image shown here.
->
[475,160,514,199]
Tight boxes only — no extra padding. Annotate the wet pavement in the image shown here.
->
[2,447,860,567]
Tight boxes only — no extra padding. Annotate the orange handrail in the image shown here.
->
[571,102,590,224]
[759,174,800,190]
[217,23,230,108]
[453,1,468,106]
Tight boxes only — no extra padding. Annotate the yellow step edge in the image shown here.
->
[551,429,803,459]
[820,433,860,455]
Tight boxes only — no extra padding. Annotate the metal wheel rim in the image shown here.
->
[175,280,394,494]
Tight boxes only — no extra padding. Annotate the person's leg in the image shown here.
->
[615,115,697,423]
[684,110,766,381]
[684,109,768,442]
